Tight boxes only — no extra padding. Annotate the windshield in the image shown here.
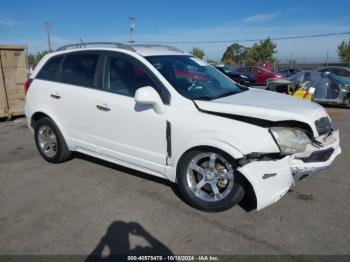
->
[259,67,273,73]
[146,55,245,100]
[326,72,350,86]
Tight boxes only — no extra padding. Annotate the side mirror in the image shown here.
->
[135,86,165,114]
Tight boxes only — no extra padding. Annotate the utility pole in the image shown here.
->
[289,53,294,69]
[326,50,329,66]
[44,22,53,52]
[128,16,136,44]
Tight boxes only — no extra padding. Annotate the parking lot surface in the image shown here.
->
[0,107,349,256]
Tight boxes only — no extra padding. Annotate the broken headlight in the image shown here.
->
[270,127,311,155]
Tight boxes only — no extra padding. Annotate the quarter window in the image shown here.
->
[103,56,157,97]
[37,56,63,81]
[60,53,99,87]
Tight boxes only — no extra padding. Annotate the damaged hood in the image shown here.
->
[195,88,329,135]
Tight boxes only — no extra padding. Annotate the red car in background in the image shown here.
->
[236,66,284,85]
[174,69,212,81]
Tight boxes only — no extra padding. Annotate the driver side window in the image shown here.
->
[257,68,263,74]
[103,56,158,97]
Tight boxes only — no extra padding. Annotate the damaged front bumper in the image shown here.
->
[238,130,341,211]
[291,130,341,181]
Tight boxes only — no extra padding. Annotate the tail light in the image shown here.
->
[24,79,33,95]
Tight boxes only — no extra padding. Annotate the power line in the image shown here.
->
[134,31,350,44]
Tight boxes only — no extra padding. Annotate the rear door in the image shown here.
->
[51,51,102,152]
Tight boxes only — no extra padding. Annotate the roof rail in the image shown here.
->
[56,42,183,53]
[56,42,135,52]
[132,44,183,53]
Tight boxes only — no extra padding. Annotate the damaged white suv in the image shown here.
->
[25,43,341,211]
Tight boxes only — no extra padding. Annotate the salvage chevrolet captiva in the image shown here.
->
[24,43,341,211]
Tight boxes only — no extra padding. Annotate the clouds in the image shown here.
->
[243,13,280,23]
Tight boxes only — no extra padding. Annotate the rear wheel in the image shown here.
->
[34,117,71,163]
[177,149,245,212]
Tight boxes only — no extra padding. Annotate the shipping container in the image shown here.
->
[0,44,28,119]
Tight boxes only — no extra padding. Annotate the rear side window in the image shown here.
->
[60,53,99,87]
[36,56,63,81]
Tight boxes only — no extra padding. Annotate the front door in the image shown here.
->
[94,53,168,173]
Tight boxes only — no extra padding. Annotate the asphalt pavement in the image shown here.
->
[0,107,349,256]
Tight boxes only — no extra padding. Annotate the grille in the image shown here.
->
[315,117,331,136]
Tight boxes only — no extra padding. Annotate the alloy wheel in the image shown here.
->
[186,152,235,202]
[37,125,58,158]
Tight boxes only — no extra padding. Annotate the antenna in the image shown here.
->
[128,16,136,44]
[80,38,86,48]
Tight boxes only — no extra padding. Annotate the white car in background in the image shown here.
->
[24,43,341,212]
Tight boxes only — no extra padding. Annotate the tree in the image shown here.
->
[337,40,350,64]
[27,50,49,67]
[245,37,277,65]
[190,47,205,59]
[222,58,235,66]
[206,58,216,64]
[222,43,247,64]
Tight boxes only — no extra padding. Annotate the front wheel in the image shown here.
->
[177,149,245,212]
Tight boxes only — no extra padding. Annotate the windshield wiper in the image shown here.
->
[193,96,214,101]
[214,91,237,99]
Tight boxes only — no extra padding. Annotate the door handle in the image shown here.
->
[50,93,61,99]
[96,104,111,112]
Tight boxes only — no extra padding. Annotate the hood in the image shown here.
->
[195,88,329,136]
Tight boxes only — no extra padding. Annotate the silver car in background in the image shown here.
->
[318,66,350,81]
[267,71,350,107]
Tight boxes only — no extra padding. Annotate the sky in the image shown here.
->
[1,0,350,63]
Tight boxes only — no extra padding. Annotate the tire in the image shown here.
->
[177,148,245,212]
[34,117,71,163]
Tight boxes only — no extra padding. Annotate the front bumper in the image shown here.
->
[290,130,341,181]
[238,130,341,210]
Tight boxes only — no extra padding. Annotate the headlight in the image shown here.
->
[270,127,311,154]
[240,75,248,79]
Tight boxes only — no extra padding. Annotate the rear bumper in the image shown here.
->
[238,130,341,210]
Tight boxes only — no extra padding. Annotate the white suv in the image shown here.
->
[25,43,341,211]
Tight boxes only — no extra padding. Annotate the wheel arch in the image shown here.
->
[171,139,244,176]
[29,108,68,145]
[31,111,50,127]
